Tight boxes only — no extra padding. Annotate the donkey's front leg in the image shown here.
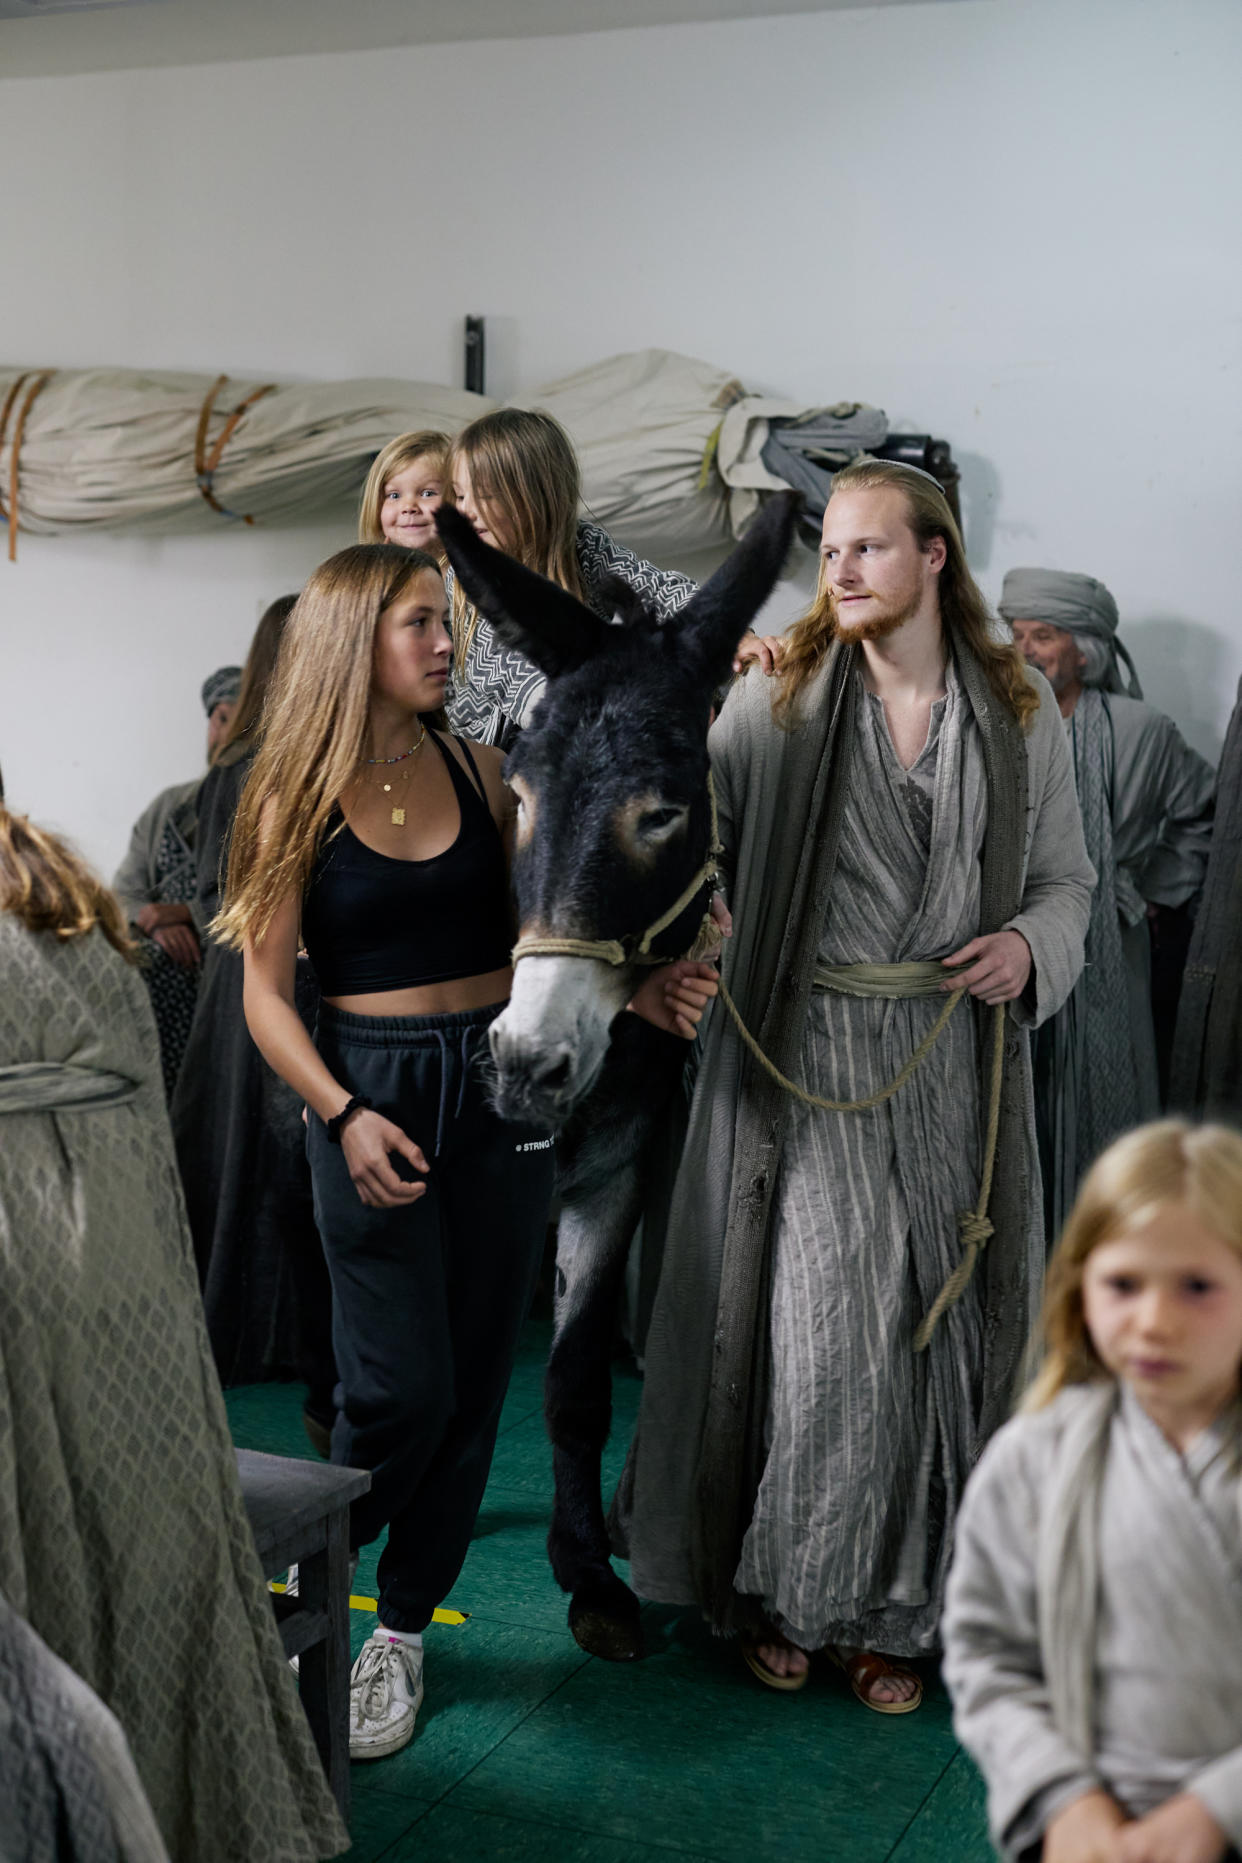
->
[546,1161,647,1661]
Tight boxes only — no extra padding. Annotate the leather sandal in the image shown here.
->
[827,1647,923,1715]
[741,1633,810,1693]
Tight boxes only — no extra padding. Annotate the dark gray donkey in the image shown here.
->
[435,492,799,1660]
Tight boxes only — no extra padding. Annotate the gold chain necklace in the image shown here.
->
[363,722,426,826]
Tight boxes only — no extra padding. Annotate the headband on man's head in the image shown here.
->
[998,567,1142,699]
[201,666,242,715]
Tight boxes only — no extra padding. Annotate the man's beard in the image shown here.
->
[1021,652,1071,695]
[829,588,921,642]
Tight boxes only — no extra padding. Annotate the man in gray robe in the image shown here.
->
[1000,570,1214,1233]
[614,461,1094,1706]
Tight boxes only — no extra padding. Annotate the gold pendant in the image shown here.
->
[391,806,406,826]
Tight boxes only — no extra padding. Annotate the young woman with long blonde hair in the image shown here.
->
[218,542,713,1760]
[944,1120,1242,1863]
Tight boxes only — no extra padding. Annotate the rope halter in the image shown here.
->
[511,772,724,970]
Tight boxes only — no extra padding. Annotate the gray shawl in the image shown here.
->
[615,639,1094,1626]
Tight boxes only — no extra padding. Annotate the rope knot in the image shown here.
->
[956,1209,994,1248]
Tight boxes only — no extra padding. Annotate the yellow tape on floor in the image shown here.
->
[269,1581,467,1626]
[351,1595,469,1626]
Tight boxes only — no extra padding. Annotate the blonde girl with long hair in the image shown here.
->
[357,428,449,554]
[218,541,713,1762]
[442,407,706,746]
[944,1120,1242,1863]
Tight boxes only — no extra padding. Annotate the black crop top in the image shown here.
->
[302,733,513,995]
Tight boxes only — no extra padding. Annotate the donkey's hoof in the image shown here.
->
[568,1584,645,1662]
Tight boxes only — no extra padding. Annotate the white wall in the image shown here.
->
[2,0,1239,875]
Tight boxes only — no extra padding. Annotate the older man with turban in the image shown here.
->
[112,664,242,1096]
[998,569,1214,1232]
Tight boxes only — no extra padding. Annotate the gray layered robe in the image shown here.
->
[613,646,1094,1642]
[1036,691,1214,1233]
[944,1384,1242,1859]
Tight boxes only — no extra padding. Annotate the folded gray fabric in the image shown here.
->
[760,403,890,528]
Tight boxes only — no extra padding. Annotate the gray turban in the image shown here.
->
[997,567,1142,699]
[201,665,242,714]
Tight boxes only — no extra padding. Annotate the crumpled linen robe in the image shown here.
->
[944,1383,1242,1860]
[0,1589,168,1863]
[736,667,999,1651]
[614,651,1094,1637]
[0,917,346,1863]
[1035,690,1214,1234]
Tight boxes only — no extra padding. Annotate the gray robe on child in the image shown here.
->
[944,1383,1242,1859]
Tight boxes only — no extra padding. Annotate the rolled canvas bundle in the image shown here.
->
[0,349,889,557]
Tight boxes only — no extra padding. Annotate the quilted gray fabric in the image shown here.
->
[0,917,345,1862]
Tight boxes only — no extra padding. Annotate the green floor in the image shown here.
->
[225,1322,995,1863]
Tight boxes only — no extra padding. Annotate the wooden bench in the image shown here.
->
[235,1447,371,1821]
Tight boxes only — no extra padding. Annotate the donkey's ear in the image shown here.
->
[674,491,801,688]
[435,504,608,678]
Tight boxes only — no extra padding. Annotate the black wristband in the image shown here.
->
[325,1093,373,1145]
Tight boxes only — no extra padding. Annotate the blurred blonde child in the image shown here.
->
[944,1120,1242,1863]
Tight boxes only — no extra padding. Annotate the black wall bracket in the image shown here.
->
[464,317,486,396]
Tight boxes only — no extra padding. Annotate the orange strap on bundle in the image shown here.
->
[1,369,57,563]
[194,372,276,525]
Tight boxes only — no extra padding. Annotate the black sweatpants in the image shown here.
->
[308,1002,555,1633]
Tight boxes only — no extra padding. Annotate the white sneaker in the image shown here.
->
[348,1630,424,1760]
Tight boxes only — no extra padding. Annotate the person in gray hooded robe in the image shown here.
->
[1000,569,1214,1237]
[614,460,1094,1708]
[112,664,242,1097]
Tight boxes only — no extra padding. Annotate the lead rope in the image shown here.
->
[714,973,1006,1350]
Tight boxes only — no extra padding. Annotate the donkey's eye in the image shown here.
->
[638,806,686,836]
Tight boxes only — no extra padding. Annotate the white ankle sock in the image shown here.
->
[379,1626,423,1650]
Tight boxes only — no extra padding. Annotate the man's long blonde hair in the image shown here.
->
[357,429,450,547]
[1023,1120,1242,1412]
[0,804,134,959]
[444,408,586,675]
[772,459,1040,731]
[215,545,446,950]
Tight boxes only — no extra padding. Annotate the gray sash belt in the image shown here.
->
[812,959,967,999]
[0,1062,141,1116]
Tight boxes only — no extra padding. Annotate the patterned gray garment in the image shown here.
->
[445,518,697,749]
[135,814,200,1100]
[736,665,989,1655]
[0,918,346,1862]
